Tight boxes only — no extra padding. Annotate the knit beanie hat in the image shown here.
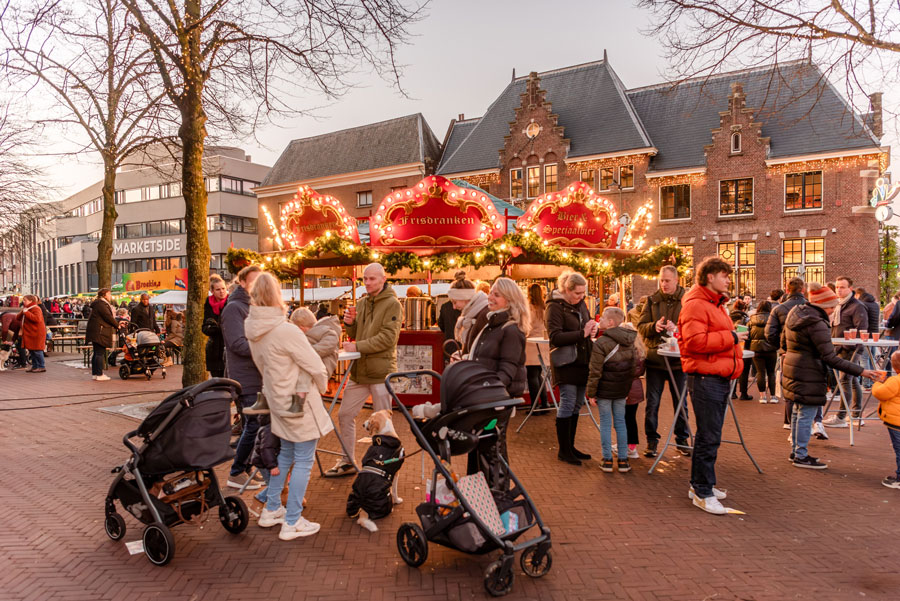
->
[808,282,839,309]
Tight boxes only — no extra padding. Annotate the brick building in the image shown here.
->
[436,58,889,298]
[254,114,442,252]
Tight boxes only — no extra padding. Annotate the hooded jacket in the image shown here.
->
[545,292,592,386]
[455,291,489,353]
[244,305,332,443]
[872,376,900,429]
[748,311,776,354]
[764,292,806,351]
[306,315,342,377]
[586,325,638,400]
[636,286,686,370]
[221,285,262,395]
[678,285,743,379]
[857,292,881,334]
[346,434,405,521]
[783,303,864,406]
[346,283,402,385]
[469,309,527,397]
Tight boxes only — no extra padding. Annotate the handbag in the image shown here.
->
[550,344,577,367]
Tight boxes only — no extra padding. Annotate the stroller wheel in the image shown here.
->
[142,524,175,566]
[119,365,130,380]
[484,560,514,597]
[396,522,428,567]
[104,512,126,541]
[219,496,249,534]
[520,545,552,577]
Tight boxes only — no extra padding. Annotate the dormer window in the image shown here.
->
[731,132,742,154]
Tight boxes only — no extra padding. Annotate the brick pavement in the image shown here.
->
[2,356,900,600]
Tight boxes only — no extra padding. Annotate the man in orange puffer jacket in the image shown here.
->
[871,351,900,489]
[678,256,747,515]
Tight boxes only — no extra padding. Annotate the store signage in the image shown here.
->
[114,237,182,256]
[370,176,505,247]
[279,185,360,248]
[122,268,188,292]
[517,182,621,249]
[758,249,778,255]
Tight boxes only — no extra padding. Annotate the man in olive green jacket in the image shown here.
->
[326,263,402,477]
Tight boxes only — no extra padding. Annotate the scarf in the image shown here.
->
[454,291,488,346]
[831,293,852,327]
[209,294,228,316]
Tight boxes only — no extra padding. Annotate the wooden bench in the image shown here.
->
[52,335,85,353]
[78,345,114,368]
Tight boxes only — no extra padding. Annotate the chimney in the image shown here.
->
[458,113,465,121]
[869,92,883,139]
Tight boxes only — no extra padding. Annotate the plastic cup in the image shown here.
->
[873,332,881,342]
[846,329,857,340]
[877,370,888,382]
[860,330,869,341]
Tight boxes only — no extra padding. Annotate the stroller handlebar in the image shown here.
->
[185,377,242,402]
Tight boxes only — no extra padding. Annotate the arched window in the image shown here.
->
[731,132,742,153]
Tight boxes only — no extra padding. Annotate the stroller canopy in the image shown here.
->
[440,361,510,413]
[135,330,161,346]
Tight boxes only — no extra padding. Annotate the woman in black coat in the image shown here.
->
[729,299,753,400]
[203,274,228,378]
[783,284,881,468]
[748,300,778,403]
[84,288,118,380]
[545,271,598,465]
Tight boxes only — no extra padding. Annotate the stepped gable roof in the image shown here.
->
[262,113,441,187]
[437,60,652,175]
[627,61,880,171]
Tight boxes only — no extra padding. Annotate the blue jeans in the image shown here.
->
[791,403,819,460]
[597,398,627,460]
[645,367,690,442]
[265,439,317,525]
[30,350,45,369]
[888,427,900,480]
[557,384,585,418]
[687,374,729,498]
[254,468,272,503]
[837,372,863,419]
[230,393,260,476]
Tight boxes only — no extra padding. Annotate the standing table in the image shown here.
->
[516,338,559,433]
[826,338,894,445]
[314,350,361,477]
[649,347,762,475]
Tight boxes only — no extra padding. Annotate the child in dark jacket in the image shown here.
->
[624,322,646,459]
[250,414,281,504]
[586,307,638,474]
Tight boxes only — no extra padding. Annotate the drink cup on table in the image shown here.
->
[846,329,857,340]
[860,330,869,341]
[873,332,881,342]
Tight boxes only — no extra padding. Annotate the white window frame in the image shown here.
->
[658,183,692,222]
[781,237,826,287]
[717,177,754,218]
[356,190,373,208]
[731,132,742,153]
[783,170,824,213]
[509,168,523,199]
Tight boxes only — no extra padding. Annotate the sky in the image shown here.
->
[33,0,898,198]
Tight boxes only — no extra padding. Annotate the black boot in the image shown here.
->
[556,418,582,465]
[569,415,592,460]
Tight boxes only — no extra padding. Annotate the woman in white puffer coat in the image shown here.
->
[244,272,332,541]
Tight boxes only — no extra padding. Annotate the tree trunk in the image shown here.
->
[179,86,210,387]
[96,159,118,290]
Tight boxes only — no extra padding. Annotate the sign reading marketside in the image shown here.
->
[122,268,188,292]
[114,237,183,256]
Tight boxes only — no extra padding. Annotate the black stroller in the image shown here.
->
[104,378,249,566]
[118,326,166,380]
[387,361,552,597]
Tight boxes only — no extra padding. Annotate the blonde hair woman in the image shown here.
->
[244,272,331,541]
[546,270,598,465]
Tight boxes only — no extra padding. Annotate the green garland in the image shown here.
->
[226,232,689,282]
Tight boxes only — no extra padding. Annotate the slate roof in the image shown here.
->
[261,114,441,187]
[437,60,880,176]
[628,61,880,171]
[437,60,653,175]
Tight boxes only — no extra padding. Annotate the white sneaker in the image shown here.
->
[279,516,320,540]
[627,448,639,459]
[95,374,110,381]
[782,423,791,430]
[768,396,779,404]
[823,415,849,428]
[692,494,728,515]
[812,422,829,440]
[689,486,726,500]
[258,506,286,528]
[787,433,793,444]
[759,395,768,404]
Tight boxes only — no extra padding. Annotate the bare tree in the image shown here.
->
[639,0,900,114]
[119,0,423,386]
[1,0,173,291]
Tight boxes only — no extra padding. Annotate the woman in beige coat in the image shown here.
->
[244,273,332,541]
[525,284,550,410]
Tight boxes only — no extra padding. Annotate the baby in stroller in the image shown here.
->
[117,328,166,380]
